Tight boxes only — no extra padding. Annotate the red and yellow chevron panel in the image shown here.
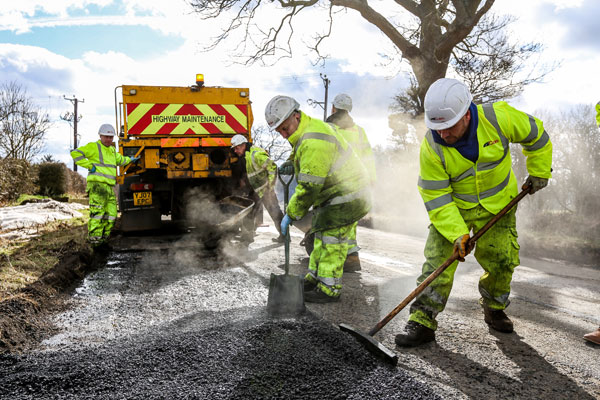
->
[126,103,248,135]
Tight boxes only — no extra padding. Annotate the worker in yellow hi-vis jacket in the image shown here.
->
[71,124,139,250]
[326,93,376,272]
[265,95,371,303]
[231,134,284,244]
[395,78,552,347]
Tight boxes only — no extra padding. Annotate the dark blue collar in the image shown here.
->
[431,102,478,147]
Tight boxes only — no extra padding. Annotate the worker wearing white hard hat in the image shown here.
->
[395,77,553,348]
[70,123,140,251]
[325,93,376,273]
[230,134,284,243]
[332,93,353,112]
[265,95,371,303]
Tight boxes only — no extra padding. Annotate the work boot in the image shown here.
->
[304,287,340,303]
[583,328,600,345]
[343,253,361,272]
[394,321,435,347]
[483,305,514,333]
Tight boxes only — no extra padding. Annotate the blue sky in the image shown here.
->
[0,25,183,59]
[0,0,599,169]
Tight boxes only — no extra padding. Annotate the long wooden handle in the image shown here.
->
[367,185,532,337]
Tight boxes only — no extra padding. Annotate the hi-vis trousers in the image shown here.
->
[304,222,357,298]
[87,181,117,246]
[409,205,519,330]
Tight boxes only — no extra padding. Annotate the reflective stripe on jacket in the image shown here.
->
[418,101,553,242]
[245,145,276,198]
[286,111,371,232]
[336,124,377,185]
[70,140,131,185]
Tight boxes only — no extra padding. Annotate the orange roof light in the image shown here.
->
[196,74,204,88]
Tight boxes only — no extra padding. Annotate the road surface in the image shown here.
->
[1,216,598,399]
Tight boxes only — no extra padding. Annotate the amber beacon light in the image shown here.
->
[196,74,205,88]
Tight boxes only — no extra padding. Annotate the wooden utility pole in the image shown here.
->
[61,95,84,171]
[307,73,331,120]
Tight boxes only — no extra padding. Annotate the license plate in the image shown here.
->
[133,191,152,206]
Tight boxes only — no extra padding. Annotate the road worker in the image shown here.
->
[231,134,284,243]
[71,123,139,251]
[265,95,371,303]
[596,101,600,127]
[326,93,376,272]
[395,78,553,347]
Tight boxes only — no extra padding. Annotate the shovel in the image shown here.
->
[340,185,533,365]
[267,170,306,316]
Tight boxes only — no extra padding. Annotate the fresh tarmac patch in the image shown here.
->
[0,309,440,399]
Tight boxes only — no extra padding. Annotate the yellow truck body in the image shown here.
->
[115,79,252,231]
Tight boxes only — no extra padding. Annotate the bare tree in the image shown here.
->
[392,14,553,116]
[251,124,291,163]
[0,81,51,161]
[190,1,550,114]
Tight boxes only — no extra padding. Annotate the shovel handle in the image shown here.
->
[278,170,294,274]
[367,185,532,337]
[278,170,294,206]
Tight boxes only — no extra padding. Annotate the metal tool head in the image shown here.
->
[267,273,306,316]
[339,323,398,366]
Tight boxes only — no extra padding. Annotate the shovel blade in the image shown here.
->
[267,273,306,316]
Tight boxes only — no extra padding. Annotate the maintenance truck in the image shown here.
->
[114,74,253,232]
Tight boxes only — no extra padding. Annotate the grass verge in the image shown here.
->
[0,214,90,302]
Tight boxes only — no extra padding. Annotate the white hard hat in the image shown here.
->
[424,78,473,130]
[333,93,352,112]
[98,123,116,137]
[265,95,300,130]
[231,134,248,148]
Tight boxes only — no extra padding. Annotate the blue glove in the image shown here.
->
[130,156,140,163]
[89,166,96,173]
[278,160,294,176]
[280,214,292,236]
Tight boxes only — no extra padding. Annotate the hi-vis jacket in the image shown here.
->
[418,101,553,242]
[596,101,600,127]
[245,145,276,198]
[287,111,371,232]
[71,141,131,186]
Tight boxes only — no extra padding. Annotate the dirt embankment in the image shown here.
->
[0,241,96,354]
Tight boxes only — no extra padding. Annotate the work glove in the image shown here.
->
[278,160,294,176]
[280,214,293,236]
[522,175,548,194]
[89,166,96,173]
[130,156,140,163]
[453,234,472,262]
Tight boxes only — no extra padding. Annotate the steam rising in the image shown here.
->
[369,113,429,238]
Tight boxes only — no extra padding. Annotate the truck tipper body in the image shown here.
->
[114,76,252,231]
